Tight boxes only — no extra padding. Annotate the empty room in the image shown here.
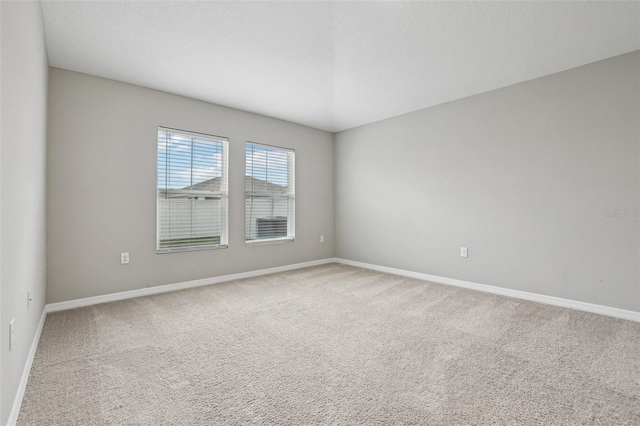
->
[1,0,639,424]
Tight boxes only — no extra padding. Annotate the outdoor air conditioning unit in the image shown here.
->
[256,216,287,238]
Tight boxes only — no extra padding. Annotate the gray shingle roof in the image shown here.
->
[184,176,288,194]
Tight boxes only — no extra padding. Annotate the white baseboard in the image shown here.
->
[46,258,336,313]
[8,258,334,425]
[334,258,640,323]
[8,257,637,425]
[7,307,47,426]
[46,256,640,321]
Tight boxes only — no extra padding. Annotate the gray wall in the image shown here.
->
[335,51,640,312]
[47,68,334,304]
[0,1,49,423]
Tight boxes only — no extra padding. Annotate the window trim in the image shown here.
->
[244,141,295,245]
[156,126,229,254]
[245,236,295,246]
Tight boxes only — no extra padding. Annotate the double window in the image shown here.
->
[156,129,295,252]
[157,128,228,253]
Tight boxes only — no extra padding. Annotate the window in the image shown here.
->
[157,127,228,253]
[245,142,295,243]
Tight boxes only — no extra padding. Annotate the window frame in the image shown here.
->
[244,141,296,245]
[156,126,229,254]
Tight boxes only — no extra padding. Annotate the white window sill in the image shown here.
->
[245,237,294,246]
[156,244,228,255]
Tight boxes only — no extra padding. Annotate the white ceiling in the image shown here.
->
[41,1,640,133]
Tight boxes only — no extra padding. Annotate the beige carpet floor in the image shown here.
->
[18,263,640,425]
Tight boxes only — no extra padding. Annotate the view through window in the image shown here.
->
[245,142,295,243]
[157,127,229,253]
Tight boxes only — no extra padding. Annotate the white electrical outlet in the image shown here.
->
[27,290,32,311]
[9,319,15,351]
[121,252,130,264]
[320,235,325,243]
[460,247,468,258]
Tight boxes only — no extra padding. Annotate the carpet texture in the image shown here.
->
[18,264,640,425]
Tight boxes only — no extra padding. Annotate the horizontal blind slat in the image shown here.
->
[245,142,295,242]
[157,128,228,252]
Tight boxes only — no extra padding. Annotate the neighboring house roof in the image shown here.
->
[184,176,288,194]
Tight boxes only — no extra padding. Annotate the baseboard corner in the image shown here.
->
[7,307,47,426]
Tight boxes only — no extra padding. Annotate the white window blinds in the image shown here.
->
[245,142,295,243]
[157,127,228,253]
